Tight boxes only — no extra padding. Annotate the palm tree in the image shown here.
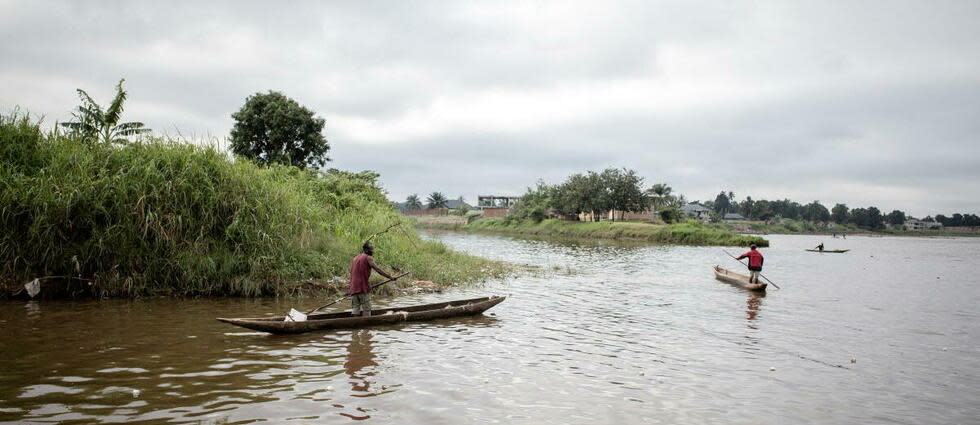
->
[426,192,448,209]
[60,78,151,144]
[645,183,673,211]
[405,194,422,210]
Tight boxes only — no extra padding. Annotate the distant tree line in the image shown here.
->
[701,190,979,230]
[402,192,471,215]
[932,213,980,227]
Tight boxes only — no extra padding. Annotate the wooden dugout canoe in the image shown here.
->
[217,296,505,334]
[713,266,767,292]
[805,249,849,253]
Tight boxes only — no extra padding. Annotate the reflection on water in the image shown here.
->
[345,330,377,396]
[746,293,763,325]
[1,232,979,424]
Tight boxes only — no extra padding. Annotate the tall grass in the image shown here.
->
[0,112,507,298]
[423,217,769,247]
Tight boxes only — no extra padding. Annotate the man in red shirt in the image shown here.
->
[348,242,395,316]
[736,243,764,283]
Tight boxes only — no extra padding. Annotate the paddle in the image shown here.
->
[304,272,410,315]
[722,249,781,290]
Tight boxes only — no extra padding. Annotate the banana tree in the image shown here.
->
[60,79,151,144]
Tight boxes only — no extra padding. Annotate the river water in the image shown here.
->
[1,232,978,424]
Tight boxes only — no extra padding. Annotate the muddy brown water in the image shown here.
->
[1,232,978,424]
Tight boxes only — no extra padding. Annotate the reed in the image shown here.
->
[0,112,507,298]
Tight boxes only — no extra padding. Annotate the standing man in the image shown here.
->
[348,242,395,317]
[737,244,765,284]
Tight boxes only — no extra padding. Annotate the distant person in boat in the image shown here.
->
[736,244,764,284]
[348,242,395,317]
[816,243,824,251]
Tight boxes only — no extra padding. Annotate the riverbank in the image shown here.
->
[415,217,769,247]
[0,112,508,299]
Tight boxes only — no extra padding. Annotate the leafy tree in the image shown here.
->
[60,78,151,144]
[849,207,869,228]
[831,203,849,224]
[512,181,555,222]
[739,196,755,219]
[603,168,646,220]
[230,91,329,168]
[713,191,732,215]
[886,210,906,226]
[426,192,448,209]
[405,194,422,210]
[803,201,830,223]
[754,201,775,221]
[867,207,884,230]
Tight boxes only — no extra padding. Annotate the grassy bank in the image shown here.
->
[0,112,508,298]
[417,217,769,247]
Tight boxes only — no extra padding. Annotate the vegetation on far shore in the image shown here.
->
[716,218,980,237]
[0,111,509,299]
[417,217,769,247]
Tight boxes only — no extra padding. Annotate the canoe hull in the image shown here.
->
[713,266,767,291]
[805,249,849,253]
[217,296,505,334]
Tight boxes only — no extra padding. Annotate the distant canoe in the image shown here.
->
[713,266,767,291]
[217,296,505,334]
[805,249,849,253]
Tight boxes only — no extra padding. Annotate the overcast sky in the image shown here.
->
[2,1,978,216]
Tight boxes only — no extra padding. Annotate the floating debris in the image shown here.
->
[132,389,140,398]
[25,279,41,298]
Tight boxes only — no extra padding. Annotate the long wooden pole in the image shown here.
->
[305,272,410,314]
[722,250,781,290]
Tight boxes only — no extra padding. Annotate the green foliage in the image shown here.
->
[449,218,768,247]
[517,167,649,222]
[59,79,151,144]
[658,207,685,224]
[405,194,422,210]
[886,210,906,226]
[0,112,505,298]
[230,91,329,169]
[935,213,980,227]
[831,203,849,224]
[645,183,683,211]
[847,206,884,230]
[426,192,448,209]
[511,180,555,222]
[803,201,831,223]
[713,191,733,214]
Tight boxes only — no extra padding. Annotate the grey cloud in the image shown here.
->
[2,0,979,216]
